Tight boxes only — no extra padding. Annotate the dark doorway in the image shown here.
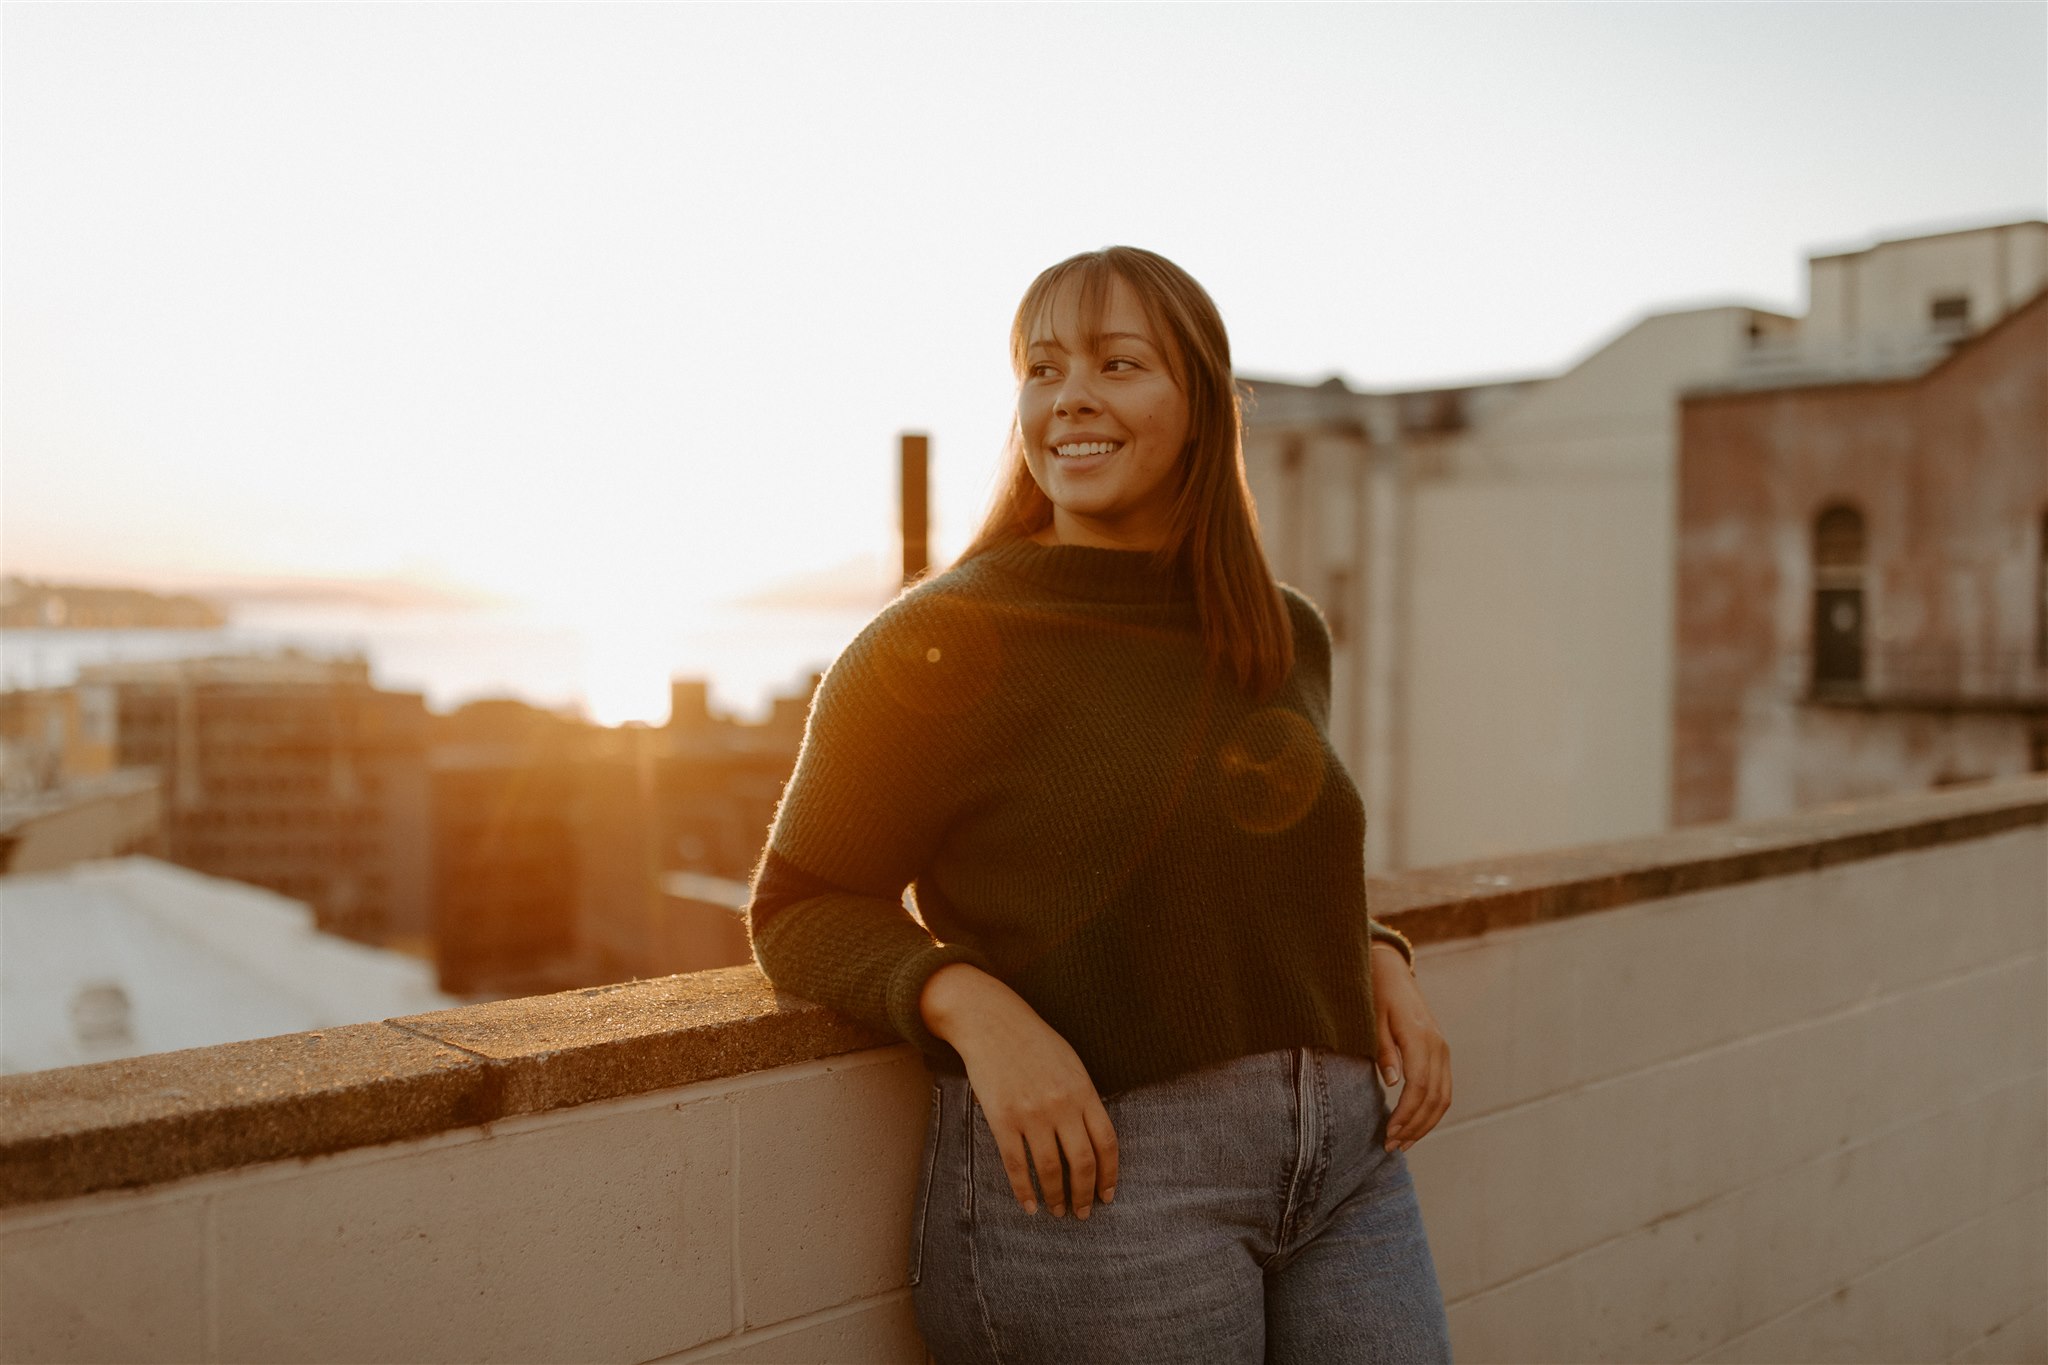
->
[1813,588,1865,689]
[1812,504,1867,693]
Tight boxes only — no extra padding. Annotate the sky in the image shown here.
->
[5,3,2045,624]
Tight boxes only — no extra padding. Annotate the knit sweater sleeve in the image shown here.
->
[1282,586,1416,970]
[747,589,1000,1066]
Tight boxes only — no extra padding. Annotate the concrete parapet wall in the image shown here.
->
[1414,819,2045,1362]
[3,777,2044,1363]
[1,1044,935,1363]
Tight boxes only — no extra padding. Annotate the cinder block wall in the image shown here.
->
[1412,824,2046,1363]
[0,1048,937,1364]
[4,784,2043,1364]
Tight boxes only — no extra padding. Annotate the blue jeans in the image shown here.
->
[909,1046,1452,1364]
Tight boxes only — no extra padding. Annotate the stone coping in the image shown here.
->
[4,775,2043,1209]
[1369,775,2046,943]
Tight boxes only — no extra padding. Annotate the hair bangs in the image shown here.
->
[1012,257,1186,389]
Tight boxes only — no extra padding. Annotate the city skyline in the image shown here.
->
[6,5,2043,620]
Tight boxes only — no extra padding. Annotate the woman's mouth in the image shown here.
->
[1053,441,1122,460]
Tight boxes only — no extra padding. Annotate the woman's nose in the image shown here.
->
[1055,375,1100,416]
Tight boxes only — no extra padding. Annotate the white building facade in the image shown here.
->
[1243,218,2047,871]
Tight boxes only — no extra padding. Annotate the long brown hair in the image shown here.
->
[959,246,1294,698]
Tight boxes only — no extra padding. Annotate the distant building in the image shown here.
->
[1673,282,2047,823]
[0,769,161,874]
[428,698,660,996]
[428,680,813,996]
[0,684,119,788]
[657,677,813,882]
[0,856,455,1075]
[1241,217,2047,869]
[80,654,431,950]
[1243,307,1784,870]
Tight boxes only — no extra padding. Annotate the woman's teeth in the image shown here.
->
[1054,442,1120,458]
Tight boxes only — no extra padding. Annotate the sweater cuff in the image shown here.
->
[1367,918,1416,971]
[887,940,1000,1065]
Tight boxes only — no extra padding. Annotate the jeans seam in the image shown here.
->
[910,1081,941,1287]
[1305,1049,1332,1219]
[964,1087,1007,1365]
[960,1085,976,1221]
[1270,1047,1311,1263]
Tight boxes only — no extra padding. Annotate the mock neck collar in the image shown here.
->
[975,537,1196,609]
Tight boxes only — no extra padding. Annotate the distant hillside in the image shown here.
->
[195,575,503,613]
[0,577,227,630]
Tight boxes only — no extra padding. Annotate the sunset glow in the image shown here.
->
[5,4,2041,718]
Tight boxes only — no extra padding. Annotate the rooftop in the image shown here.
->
[3,776,2042,1362]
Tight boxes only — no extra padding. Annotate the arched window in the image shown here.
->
[1812,503,1867,693]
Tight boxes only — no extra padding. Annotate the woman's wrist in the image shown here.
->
[919,961,1003,1043]
[1370,938,1416,976]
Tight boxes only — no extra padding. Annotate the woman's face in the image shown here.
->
[1017,274,1190,552]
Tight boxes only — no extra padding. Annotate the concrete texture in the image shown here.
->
[212,1100,732,1363]
[0,1195,209,1364]
[3,778,2042,1211]
[0,1020,486,1206]
[388,964,893,1119]
[1,965,889,1207]
[663,1294,926,1363]
[1404,809,2047,1362]
[1371,773,2047,944]
[733,1053,930,1328]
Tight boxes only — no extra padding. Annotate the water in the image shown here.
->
[0,600,880,725]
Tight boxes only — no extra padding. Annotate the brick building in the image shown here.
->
[84,654,431,948]
[656,677,812,882]
[428,679,813,997]
[428,699,681,996]
[0,685,119,790]
[1673,284,2048,824]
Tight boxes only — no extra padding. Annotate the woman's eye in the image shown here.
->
[1105,358,1138,372]
[1028,363,1057,379]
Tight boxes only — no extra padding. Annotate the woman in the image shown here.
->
[749,246,1453,1363]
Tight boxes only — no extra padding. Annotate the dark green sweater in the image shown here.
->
[747,537,1409,1099]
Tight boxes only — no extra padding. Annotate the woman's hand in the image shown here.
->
[920,963,1119,1220]
[1371,941,1451,1152]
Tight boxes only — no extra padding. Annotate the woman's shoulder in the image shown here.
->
[1276,583,1334,692]
[817,559,1012,723]
[1277,584,1332,651]
[843,556,1007,655]
[1277,582,1326,628]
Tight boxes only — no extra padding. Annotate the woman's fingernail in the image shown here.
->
[1023,1199,1037,1215]
[1381,1067,1400,1086]
[1103,1186,1116,1204]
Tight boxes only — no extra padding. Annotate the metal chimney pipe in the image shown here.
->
[900,432,929,587]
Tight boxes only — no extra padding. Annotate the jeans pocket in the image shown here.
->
[908,1079,943,1286]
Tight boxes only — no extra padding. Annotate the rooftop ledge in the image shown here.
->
[5,775,2044,1210]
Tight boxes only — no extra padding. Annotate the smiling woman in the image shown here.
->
[1015,281,1190,551]
[746,246,1453,1363]
[964,247,1301,702]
